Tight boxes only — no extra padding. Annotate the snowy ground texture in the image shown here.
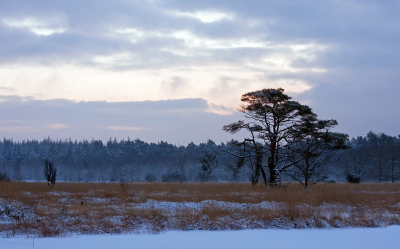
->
[2,182,400,238]
[1,198,400,237]
[3,226,400,249]
[1,196,400,237]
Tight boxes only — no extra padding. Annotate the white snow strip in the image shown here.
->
[2,226,400,249]
[131,199,282,212]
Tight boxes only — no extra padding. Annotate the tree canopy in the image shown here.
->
[222,88,348,186]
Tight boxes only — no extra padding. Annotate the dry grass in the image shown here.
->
[3,181,400,205]
[1,182,400,237]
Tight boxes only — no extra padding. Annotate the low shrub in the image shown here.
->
[0,172,10,181]
[346,173,361,183]
[145,173,157,182]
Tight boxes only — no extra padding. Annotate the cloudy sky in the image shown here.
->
[0,0,399,144]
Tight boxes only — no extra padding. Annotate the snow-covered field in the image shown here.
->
[2,182,400,237]
[3,226,400,249]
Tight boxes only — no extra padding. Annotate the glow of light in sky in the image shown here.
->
[106,126,143,131]
[169,10,235,23]
[0,63,315,113]
[0,9,328,115]
[114,28,268,49]
[3,17,66,36]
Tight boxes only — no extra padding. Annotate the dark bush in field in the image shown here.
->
[44,160,57,187]
[346,173,361,183]
[0,172,10,181]
[145,173,157,182]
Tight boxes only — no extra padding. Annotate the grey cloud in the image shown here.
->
[0,0,282,68]
[0,96,243,144]
[2,0,397,76]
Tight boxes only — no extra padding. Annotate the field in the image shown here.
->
[4,227,400,249]
[1,182,400,237]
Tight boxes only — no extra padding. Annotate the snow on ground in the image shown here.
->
[3,226,400,249]
[1,197,399,236]
[131,199,283,212]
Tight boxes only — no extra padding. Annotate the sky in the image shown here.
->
[0,0,399,144]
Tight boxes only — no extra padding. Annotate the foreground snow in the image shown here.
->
[3,197,398,237]
[3,226,400,249]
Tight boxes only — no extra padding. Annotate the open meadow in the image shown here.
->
[1,182,400,237]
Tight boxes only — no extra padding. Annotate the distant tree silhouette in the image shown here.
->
[287,132,349,188]
[44,159,57,187]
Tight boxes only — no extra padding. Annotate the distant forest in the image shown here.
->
[0,131,399,183]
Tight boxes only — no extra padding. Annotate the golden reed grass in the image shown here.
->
[2,181,400,205]
[1,182,399,237]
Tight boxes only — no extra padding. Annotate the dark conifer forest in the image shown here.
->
[0,132,399,183]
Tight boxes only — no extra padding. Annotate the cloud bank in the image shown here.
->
[0,0,399,140]
[0,96,245,144]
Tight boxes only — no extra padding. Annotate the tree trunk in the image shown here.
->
[268,141,277,185]
[255,150,268,186]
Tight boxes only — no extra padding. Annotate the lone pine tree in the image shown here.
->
[218,87,348,186]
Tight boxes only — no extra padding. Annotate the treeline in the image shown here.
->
[0,137,247,182]
[342,132,400,182]
[0,132,399,183]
